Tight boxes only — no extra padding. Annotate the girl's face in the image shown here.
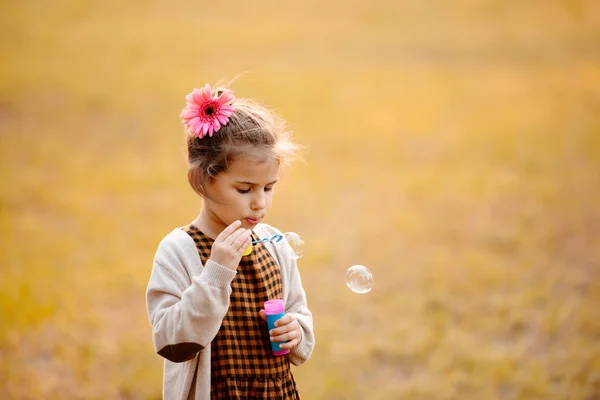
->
[202,154,280,233]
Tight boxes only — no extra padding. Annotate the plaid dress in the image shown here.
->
[184,225,300,400]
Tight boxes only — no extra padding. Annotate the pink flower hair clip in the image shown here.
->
[180,83,236,138]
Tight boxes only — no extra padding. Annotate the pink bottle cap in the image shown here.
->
[264,299,285,314]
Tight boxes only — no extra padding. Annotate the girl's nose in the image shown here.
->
[251,191,266,210]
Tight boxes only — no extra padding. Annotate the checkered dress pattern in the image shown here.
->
[184,225,300,400]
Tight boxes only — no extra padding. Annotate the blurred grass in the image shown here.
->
[1,0,600,398]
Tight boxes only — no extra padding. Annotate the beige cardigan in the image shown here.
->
[146,223,315,400]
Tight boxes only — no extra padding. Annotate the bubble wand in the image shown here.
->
[243,232,304,259]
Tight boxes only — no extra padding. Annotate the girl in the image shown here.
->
[146,83,314,399]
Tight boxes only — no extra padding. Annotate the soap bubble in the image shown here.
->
[345,265,373,294]
[284,232,304,259]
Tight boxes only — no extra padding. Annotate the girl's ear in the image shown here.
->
[188,168,206,198]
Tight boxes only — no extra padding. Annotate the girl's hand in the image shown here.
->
[209,220,252,271]
[259,310,302,350]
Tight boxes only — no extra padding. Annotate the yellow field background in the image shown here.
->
[2,1,600,398]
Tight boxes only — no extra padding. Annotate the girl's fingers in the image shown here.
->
[232,229,252,250]
[269,315,299,337]
[222,227,245,245]
[208,223,251,270]
[215,220,242,243]
[267,313,302,349]
[277,337,300,350]
[273,314,294,328]
[219,228,250,253]
[258,309,267,322]
[270,329,298,343]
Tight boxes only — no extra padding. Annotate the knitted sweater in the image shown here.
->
[146,223,315,400]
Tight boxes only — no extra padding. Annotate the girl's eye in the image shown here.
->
[265,186,274,192]
[237,188,251,194]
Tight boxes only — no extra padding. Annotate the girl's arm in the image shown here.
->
[146,234,236,363]
[282,248,315,366]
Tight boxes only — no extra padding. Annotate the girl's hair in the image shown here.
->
[186,89,300,198]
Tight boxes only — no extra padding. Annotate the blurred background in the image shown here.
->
[1,0,600,398]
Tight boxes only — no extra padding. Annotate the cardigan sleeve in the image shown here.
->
[281,241,315,366]
[146,230,237,363]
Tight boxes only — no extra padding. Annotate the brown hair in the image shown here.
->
[186,90,300,198]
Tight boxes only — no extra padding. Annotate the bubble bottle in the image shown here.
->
[264,299,290,356]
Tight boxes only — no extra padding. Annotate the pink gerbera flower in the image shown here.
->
[180,83,236,138]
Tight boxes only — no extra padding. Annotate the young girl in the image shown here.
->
[146,83,315,399]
